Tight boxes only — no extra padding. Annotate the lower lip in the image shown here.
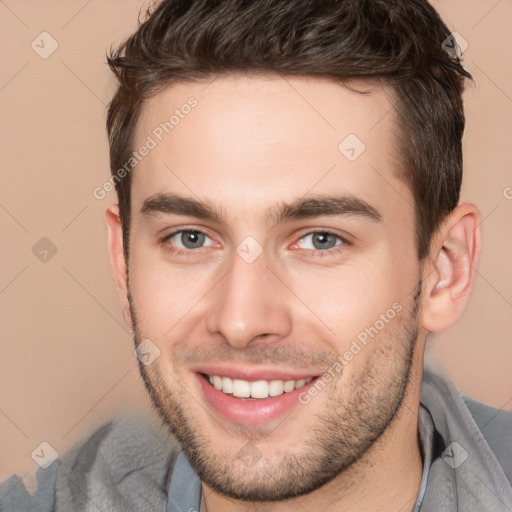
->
[197,374,316,425]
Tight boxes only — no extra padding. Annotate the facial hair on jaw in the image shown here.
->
[128,282,422,502]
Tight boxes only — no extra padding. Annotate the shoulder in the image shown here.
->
[54,412,179,511]
[0,413,179,512]
[58,413,176,478]
[464,397,512,483]
[0,463,58,512]
[421,362,512,486]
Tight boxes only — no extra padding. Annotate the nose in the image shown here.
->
[205,250,293,349]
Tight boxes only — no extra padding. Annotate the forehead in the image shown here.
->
[131,74,411,225]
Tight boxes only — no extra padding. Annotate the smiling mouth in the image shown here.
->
[204,374,314,399]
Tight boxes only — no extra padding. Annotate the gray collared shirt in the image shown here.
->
[1,364,511,511]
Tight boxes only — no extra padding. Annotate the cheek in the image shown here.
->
[285,255,416,351]
[128,246,215,340]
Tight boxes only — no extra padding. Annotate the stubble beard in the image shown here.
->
[129,283,422,502]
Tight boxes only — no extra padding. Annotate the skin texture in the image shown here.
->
[106,75,481,512]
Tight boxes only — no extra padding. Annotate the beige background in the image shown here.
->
[1,0,511,483]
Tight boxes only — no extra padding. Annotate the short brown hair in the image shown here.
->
[106,0,471,259]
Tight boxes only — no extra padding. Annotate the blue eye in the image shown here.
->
[168,230,214,250]
[297,232,343,251]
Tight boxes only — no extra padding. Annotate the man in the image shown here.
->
[1,0,511,511]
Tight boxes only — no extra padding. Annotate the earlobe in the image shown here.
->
[105,204,133,331]
[421,202,481,333]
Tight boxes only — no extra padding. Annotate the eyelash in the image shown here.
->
[160,229,351,257]
[292,230,350,257]
[160,229,215,257]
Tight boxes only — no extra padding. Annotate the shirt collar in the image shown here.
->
[165,450,201,512]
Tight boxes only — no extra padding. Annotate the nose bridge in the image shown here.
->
[205,248,292,348]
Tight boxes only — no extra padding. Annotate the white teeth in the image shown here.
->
[283,380,295,392]
[213,375,223,390]
[269,380,285,397]
[294,379,306,389]
[222,376,233,394]
[250,380,269,399]
[232,379,251,398]
[207,375,312,399]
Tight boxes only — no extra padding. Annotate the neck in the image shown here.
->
[201,371,425,512]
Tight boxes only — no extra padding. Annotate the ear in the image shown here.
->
[105,204,133,331]
[421,202,481,332]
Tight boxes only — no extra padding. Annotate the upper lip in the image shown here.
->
[193,364,319,382]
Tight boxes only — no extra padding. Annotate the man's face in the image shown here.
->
[126,75,424,500]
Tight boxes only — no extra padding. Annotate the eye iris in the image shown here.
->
[312,233,337,250]
[181,231,205,249]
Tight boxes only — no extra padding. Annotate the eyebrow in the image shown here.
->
[141,194,225,223]
[266,195,382,225]
[140,193,382,226]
